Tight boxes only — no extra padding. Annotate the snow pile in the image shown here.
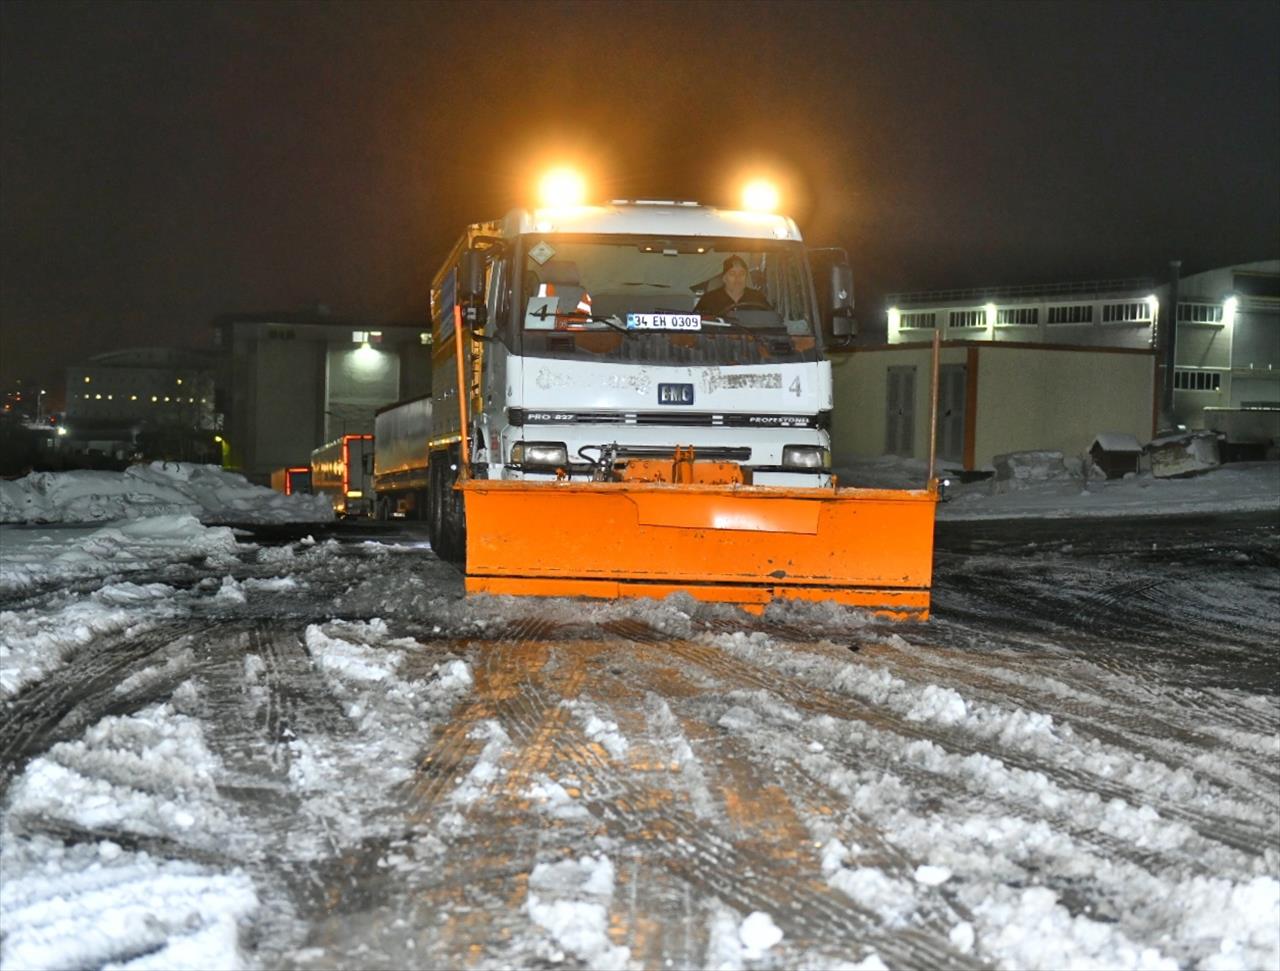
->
[6,690,239,844]
[0,462,333,525]
[525,854,630,970]
[1,689,261,967]
[0,580,183,698]
[0,835,258,971]
[285,619,475,847]
[835,454,1278,520]
[704,905,793,969]
[991,450,1073,493]
[0,513,242,595]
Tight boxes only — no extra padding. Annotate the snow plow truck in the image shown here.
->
[428,180,940,619]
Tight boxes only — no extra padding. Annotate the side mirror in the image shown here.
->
[459,249,488,328]
[832,314,858,338]
[828,263,855,338]
[829,263,854,317]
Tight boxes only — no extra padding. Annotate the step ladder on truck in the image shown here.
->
[426,173,941,619]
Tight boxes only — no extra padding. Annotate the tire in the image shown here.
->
[442,447,467,567]
[428,456,446,554]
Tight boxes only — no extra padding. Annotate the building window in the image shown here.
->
[1102,301,1152,323]
[268,327,296,340]
[900,312,937,329]
[1177,304,1224,323]
[1173,370,1222,391]
[1047,304,1093,324]
[996,307,1038,325]
[1233,272,1280,299]
[949,310,986,328]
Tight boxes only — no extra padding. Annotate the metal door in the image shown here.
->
[885,366,916,456]
[936,364,967,464]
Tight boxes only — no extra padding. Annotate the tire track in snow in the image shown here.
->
[861,637,1280,814]
[488,635,978,969]
[0,620,218,793]
[686,633,1273,858]
[608,620,1271,871]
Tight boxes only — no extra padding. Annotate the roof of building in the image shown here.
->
[887,277,1156,306]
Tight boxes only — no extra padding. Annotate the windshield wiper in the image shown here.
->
[528,306,634,338]
[697,315,774,351]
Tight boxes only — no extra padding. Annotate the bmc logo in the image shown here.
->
[658,383,695,405]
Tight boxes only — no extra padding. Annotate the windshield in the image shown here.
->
[508,234,822,365]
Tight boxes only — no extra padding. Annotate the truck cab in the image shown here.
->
[427,202,855,558]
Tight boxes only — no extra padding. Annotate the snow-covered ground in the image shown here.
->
[0,462,1277,970]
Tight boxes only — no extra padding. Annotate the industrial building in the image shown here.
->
[212,312,430,482]
[831,260,1279,471]
[61,347,218,462]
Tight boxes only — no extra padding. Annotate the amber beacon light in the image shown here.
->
[538,167,587,208]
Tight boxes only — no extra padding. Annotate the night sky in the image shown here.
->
[2,1,1277,391]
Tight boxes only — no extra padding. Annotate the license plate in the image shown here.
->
[626,313,702,331]
[658,383,695,405]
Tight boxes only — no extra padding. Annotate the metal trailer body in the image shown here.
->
[310,434,374,517]
[372,395,433,519]
[270,466,312,496]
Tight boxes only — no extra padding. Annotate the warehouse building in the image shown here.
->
[831,259,1278,471]
[212,312,431,482]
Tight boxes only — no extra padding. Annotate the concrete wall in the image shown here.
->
[972,346,1154,467]
[831,343,1156,470]
[830,345,969,461]
[249,338,326,476]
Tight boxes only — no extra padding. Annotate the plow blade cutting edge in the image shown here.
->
[461,479,939,620]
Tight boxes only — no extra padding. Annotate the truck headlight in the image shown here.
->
[782,445,830,469]
[511,441,568,468]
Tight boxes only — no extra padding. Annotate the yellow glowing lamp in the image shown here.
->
[538,168,587,208]
[741,179,780,212]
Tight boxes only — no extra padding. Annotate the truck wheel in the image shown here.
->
[442,451,466,567]
[428,457,446,554]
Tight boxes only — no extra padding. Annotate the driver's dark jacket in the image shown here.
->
[694,286,769,317]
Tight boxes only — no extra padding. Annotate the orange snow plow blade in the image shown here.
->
[461,480,939,620]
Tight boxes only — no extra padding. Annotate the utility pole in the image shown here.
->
[1159,260,1181,430]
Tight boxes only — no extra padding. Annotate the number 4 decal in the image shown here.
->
[789,376,801,397]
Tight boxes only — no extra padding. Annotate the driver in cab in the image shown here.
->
[694,255,770,317]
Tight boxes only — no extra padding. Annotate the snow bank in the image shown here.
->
[0,580,183,698]
[835,455,1279,520]
[0,513,242,596]
[0,462,333,525]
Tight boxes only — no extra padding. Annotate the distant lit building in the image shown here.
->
[66,348,216,428]
[59,348,217,463]
[212,312,431,482]
[832,259,1278,471]
[1,378,48,422]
